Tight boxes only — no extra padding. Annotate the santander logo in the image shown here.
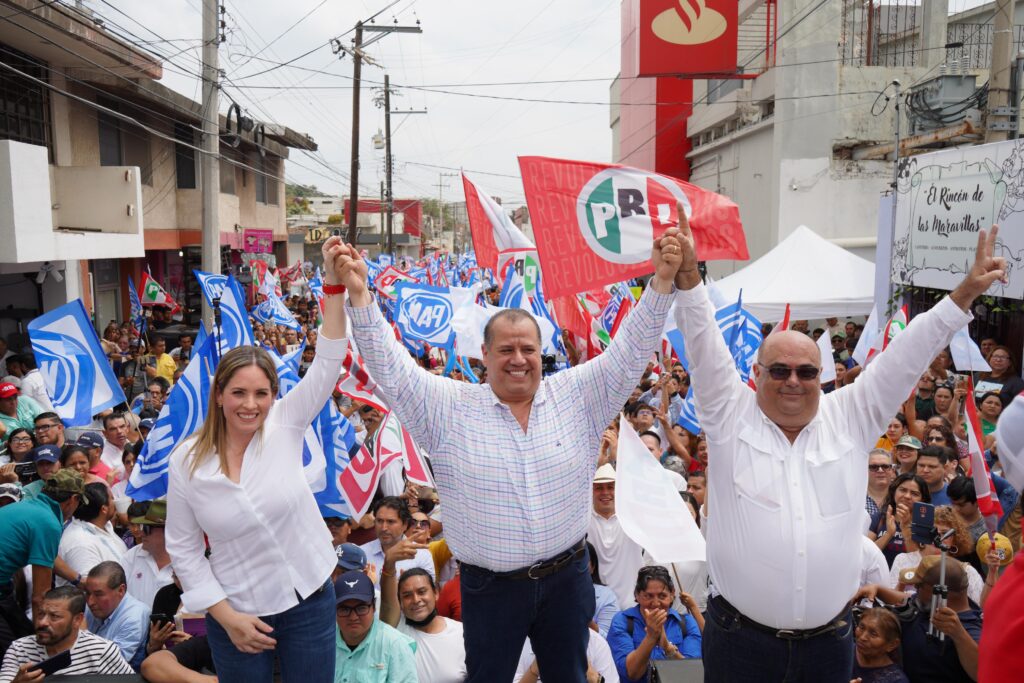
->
[651,0,727,46]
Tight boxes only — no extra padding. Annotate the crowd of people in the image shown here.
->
[0,227,1021,682]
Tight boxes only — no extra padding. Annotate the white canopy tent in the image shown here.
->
[710,225,877,323]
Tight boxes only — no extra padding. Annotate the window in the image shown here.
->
[96,97,152,185]
[175,122,196,189]
[219,157,235,195]
[255,155,278,205]
[0,44,50,152]
[706,71,744,105]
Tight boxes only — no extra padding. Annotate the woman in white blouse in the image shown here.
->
[166,237,353,682]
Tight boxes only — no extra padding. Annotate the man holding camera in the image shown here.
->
[670,210,1006,681]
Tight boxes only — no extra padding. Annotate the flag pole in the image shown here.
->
[211,296,223,363]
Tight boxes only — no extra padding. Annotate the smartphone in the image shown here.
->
[150,613,172,628]
[910,501,936,545]
[14,461,37,485]
[28,649,71,675]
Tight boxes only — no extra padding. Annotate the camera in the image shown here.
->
[541,353,565,376]
[14,461,38,486]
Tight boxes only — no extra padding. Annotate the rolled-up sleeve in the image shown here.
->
[165,447,227,613]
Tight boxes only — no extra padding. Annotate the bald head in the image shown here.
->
[754,331,822,439]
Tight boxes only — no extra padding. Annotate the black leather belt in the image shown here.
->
[463,539,587,581]
[711,595,849,641]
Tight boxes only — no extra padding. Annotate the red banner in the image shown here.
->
[344,199,422,237]
[518,156,748,299]
[637,0,738,77]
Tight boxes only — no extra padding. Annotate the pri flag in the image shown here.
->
[138,272,181,313]
[28,300,127,427]
[374,412,434,488]
[865,305,908,366]
[519,156,748,298]
[373,266,420,300]
[463,173,536,271]
[127,331,217,500]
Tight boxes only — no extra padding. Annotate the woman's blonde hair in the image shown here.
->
[934,505,972,557]
[188,346,279,477]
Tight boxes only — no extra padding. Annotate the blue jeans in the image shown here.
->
[702,596,854,683]
[206,579,336,683]
[461,547,595,683]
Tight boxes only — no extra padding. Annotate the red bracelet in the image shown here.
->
[322,283,347,296]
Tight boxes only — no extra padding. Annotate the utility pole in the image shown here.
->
[345,22,364,244]
[434,172,458,253]
[379,180,386,255]
[376,73,426,256]
[340,20,422,245]
[200,0,221,325]
[987,0,1017,142]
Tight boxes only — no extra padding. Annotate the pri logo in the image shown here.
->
[576,168,692,265]
[399,291,453,345]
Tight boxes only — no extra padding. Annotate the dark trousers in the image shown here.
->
[703,596,854,683]
[0,592,33,661]
[205,579,336,683]
[460,548,595,683]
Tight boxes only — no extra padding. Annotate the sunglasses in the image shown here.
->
[926,436,946,443]
[359,406,376,415]
[412,519,431,529]
[759,363,820,381]
[868,464,893,472]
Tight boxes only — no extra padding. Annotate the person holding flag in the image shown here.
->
[164,236,354,683]
[670,210,1007,683]
[333,229,686,682]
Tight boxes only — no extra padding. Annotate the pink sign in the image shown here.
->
[243,228,273,254]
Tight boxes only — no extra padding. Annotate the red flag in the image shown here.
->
[137,272,180,314]
[339,444,381,519]
[463,173,535,272]
[964,377,1004,530]
[608,296,632,339]
[519,156,747,298]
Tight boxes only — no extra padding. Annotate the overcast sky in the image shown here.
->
[98,0,625,209]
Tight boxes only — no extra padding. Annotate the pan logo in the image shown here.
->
[651,0,728,46]
[576,168,691,265]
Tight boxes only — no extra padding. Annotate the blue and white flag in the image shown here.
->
[127,331,217,500]
[665,292,762,382]
[28,300,127,427]
[193,272,255,356]
[308,400,359,519]
[127,276,146,337]
[395,283,455,348]
[529,268,566,361]
[377,254,393,268]
[252,292,302,331]
[676,386,702,436]
[498,265,526,309]
[269,347,302,398]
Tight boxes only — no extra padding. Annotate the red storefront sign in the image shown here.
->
[637,0,737,77]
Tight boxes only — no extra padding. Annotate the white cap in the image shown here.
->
[593,463,617,483]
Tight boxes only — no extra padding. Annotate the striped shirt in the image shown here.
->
[0,630,134,681]
[348,286,673,571]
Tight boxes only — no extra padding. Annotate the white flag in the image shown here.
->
[614,416,706,564]
[851,306,880,367]
[949,325,991,372]
[817,332,837,384]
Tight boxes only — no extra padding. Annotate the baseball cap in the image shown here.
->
[42,469,85,496]
[31,444,61,463]
[976,533,1014,567]
[593,463,617,483]
[0,383,18,399]
[130,498,167,526]
[336,543,368,571]
[334,570,374,604]
[139,418,155,432]
[77,432,103,449]
[900,555,967,590]
[0,482,23,503]
[896,435,922,450]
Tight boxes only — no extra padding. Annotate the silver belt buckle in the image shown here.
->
[526,561,545,580]
[775,629,798,639]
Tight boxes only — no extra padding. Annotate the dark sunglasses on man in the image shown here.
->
[758,363,821,381]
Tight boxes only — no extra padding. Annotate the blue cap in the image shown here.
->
[335,543,367,571]
[31,444,61,463]
[334,571,374,604]
[76,432,103,449]
[139,419,155,431]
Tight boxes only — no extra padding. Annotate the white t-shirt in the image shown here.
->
[889,551,984,604]
[512,629,620,683]
[121,544,175,610]
[58,518,128,582]
[860,535,889,588]
[397,615,467,683]
[588,512,645,610]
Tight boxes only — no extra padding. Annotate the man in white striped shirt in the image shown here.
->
[339,230,685,682]
[0,586,133,682]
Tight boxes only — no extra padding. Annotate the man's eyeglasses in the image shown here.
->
[34,423,59,432]
[758,363,820,381]
[868,464,893,472]
[337,604,372,617]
